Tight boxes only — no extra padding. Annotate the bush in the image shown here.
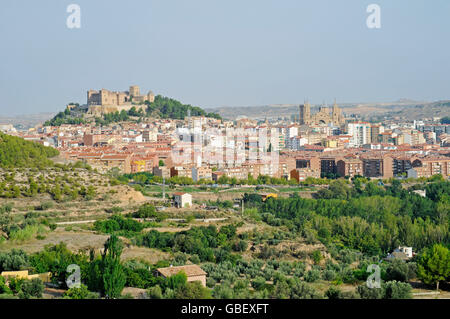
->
[174,281,211,299]
[289,280,323,299]
[385,259,411,282]
[325,286,343,299]
[233,240,248,252]
[133,204,157,218]
[35,201,54,211]
[63,284,99,299]
[357,280,412,299]
[18,278,44,299]
[323,269,337,281]
[251,276,267,290]
[0,249,29,272]
[147,285,163,299]
[311,250,323,265]
[357,284,384,299]
[384,281,412,299]
[105,206,124,214]
[0,276,12,294]
[8,224,47,242]
[94,214,144,234]
[305,269,321,283]
[189,254,201,265]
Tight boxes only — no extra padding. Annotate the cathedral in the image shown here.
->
[299,101,345,126]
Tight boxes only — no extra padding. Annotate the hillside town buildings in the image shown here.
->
[6,100,450,182]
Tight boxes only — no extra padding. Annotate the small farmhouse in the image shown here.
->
[156,264,207,287]
[174,192,192,208]
[386,246,414,261]
[1,270,52,283]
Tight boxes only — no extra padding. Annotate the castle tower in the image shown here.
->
[147,90,155,103]
[129,85,140,97]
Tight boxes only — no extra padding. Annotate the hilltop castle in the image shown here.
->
[86,85,155,116]
[299,101,345,126]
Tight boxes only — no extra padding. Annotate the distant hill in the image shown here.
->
[205,100,450,121]
[0,112,56,130]
[384,100,450,120]
[0,132,59,168]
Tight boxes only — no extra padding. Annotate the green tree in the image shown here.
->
[102,235,126,298]
[385,259,415,282]
[417,244,450,291]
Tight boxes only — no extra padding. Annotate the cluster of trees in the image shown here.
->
[134,224,243,263]
[215,174,299,186]
[0,132,59,168]
[0,202,58,243]
[95,110,130,125]
[130,203,168,221]
[0,174,96,201]
[251,179,449,255]
[1,240,447,299]
[0,276,44,299]
[0,237,211,299]
[93,214,144,237]
[202,257,416,299]
[145,95,221,120]
[118,172,304,187]
[43,108,86,126]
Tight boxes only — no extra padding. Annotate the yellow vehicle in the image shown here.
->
[261,193,278,201]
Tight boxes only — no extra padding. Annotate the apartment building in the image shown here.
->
[362,156,394,179]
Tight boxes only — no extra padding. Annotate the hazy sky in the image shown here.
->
[1,0,449,115]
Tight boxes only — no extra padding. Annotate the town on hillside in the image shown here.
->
[2,85,449,182]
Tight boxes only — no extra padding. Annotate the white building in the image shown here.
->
[386,246,413,260]
[347,122,371,147]
[285,136,308,150]
[174,192,192,208]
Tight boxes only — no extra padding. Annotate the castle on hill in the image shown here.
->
[86,85,155,116]
[299,101,345,126]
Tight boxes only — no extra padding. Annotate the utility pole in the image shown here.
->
[241,198,244,216]
[162,177,165,200]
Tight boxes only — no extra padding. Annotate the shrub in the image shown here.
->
[325,286,343,299]
[35,201,54,211]
[251,276,267,290]
[323,269,337,281]
[0,249,29,272]
[305,269,321,283]
[311,250,323,265]
[63,284,99,299]
[384,281,412,299]
[18,278,44,299]
[385,259,410,282]
[147,285,163,299]
[0,276,12,294]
